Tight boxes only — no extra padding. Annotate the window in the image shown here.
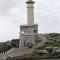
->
[34,30,37,33]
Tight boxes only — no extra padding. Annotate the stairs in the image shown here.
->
[0,48,32,60]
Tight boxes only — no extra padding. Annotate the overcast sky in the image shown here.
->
[0,0,60,42]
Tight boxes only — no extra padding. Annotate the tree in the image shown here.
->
[11,39,19,48]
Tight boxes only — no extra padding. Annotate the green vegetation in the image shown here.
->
[0,33,60,54]
[4,33,60,60]
[11,39,19,48]
[45,33,60,47]
[47,41,60,47]
[0,39,19,54]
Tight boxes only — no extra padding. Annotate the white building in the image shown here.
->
[19,0,48,48]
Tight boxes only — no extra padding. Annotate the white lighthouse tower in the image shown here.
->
[26,0,35,25]
[19,0,38,48]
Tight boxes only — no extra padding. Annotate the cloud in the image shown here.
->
[7,7,27,25]
[0,0,60,41]
[33,0,60,33]
[0,0,19,15]
[0,0,27,42]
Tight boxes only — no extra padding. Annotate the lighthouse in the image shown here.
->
[19,0,38,48]
[26,0,35,25]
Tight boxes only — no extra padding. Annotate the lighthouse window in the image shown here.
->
[34,30,36,33]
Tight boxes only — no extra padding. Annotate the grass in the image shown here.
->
[47,41,60,47]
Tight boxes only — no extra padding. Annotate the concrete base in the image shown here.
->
[19,34,37,48]
[19,24,38,48]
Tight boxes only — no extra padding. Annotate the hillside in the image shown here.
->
[0,33,60,53]
[40,33,60,47]
[0,39,19,54]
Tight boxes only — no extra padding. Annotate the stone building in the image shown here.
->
[19,0,47,48]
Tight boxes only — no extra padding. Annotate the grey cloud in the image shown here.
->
[34,0,60,33]
[48,0,60,9]
[0,0,19,15]
[0,0,60,41]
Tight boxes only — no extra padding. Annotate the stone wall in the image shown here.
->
[19,34,37,48]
